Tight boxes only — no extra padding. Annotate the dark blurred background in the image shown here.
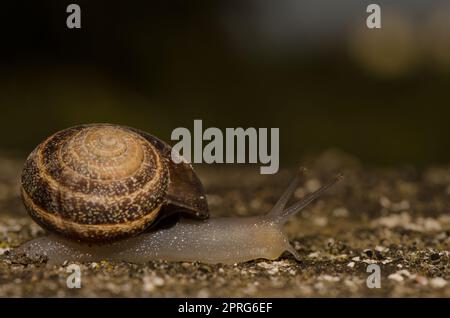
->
[0,0,449,166]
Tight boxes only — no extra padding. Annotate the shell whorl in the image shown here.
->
[21,124,169,241]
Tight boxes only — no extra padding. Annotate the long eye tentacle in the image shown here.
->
[266,168,306,218]
[269,173,343,224]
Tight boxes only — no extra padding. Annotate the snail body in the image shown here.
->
[17,217,291,265]
[16,168,341,264]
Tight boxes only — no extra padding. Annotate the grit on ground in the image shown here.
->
[0,150,449,297]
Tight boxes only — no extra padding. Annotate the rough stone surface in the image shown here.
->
[0,150,449,297]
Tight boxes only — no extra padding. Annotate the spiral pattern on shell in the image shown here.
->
[21,124,169,241]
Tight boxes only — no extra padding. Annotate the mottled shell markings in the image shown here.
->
[20,124,169,241]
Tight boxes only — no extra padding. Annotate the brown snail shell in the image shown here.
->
[20,123,208,242]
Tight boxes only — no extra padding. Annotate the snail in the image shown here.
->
[14,123,342,265]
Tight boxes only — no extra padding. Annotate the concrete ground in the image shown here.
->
[0,150,449,297]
